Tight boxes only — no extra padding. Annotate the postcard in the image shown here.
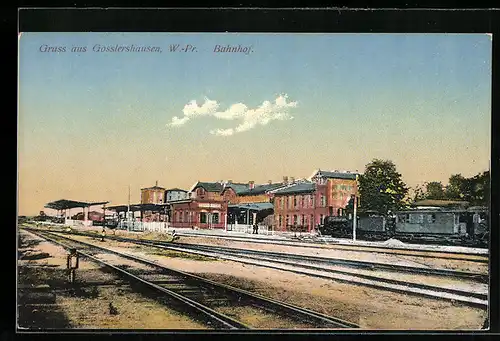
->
[17,31,491,331]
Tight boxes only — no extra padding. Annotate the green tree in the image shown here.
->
[444,171,489,206]
[358,159,409,215]
[445,174,467,200]
[411,184,427,202]
[469,171,490,206]
[425,181,445,199]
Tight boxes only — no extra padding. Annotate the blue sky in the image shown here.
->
[18,33,492,215]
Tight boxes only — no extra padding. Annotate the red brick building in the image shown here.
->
[310,170,359,216]
[272,170,358,232]
[169,181,228,229]
[272,181,329,232]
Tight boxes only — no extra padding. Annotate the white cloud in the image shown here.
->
[183,97,219,117]
[167,116,190,127]
[167,94,297,136]
[213,103,248,120]
[210,128,234,136]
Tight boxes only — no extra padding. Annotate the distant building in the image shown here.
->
[165,188,188,202]
[141,181,165,204]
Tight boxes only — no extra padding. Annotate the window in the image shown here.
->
[185,211,189,223]
[409,214,424,224]
[179,211,183,223]
[294,196,297,208]
[427,214,436,223]
[311,196,315,207]
[301,215,305,226]
[293,215,298,225]
[279,215,282,227]
[212,213,219,224]
[301,196,305,208]
[281,197,285,209]
[321,195,326,207]
[311,214,314,226]
[398,214,406,223]
[286,215,290,226]
[320,214,324,224]
[200,213,207,223]
[289,196,293,209]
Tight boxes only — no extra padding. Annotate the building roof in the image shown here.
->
[272,182,316,195]
[411,199,469,208]
[223,183,251,194]
[192,181,224,192]
[238,183,287,196]
[107,203,168,212]
[141,185,165,191]
[45,199,109,210]
[310,169,358,180]
[228,202,274,211]
[165,188,188,192]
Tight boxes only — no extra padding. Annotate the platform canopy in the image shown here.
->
[228,202,274,211]
[44,199,109,210]
[106,203,169,213]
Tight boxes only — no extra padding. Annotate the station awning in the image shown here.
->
[107,203,169,213]
[228,202,274,211]
[45,199,109,210]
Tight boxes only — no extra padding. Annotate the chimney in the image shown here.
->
[283,176,288,184]
[249,181,255,189]
[268,180,272,184]
[290,177,295,183]
[155,180,158,187]
[228,180,233,184]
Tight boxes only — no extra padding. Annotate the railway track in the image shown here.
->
[44,228,488,309]
[34,228,487,276]
[25,229,359,330]
[42,228,486,281]
[174,231,489,262]
[108,237,488,308]
[147,241,488,282]
[24,228,489,309]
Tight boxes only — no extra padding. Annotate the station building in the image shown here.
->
[169,181,228,229]
[272,170,359,232]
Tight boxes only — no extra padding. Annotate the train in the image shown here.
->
[318,207,489,248]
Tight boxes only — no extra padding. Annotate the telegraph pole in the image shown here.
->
[353,173,358,241]
[127,185,131,232]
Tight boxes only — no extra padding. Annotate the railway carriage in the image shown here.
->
[319,206,488,247]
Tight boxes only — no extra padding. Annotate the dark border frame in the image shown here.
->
[13,7,500,340]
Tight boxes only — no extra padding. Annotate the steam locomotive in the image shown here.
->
[319,207,488,247]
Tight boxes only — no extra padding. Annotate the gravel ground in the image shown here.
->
[63,233,488,330]
[18,230,207,330]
